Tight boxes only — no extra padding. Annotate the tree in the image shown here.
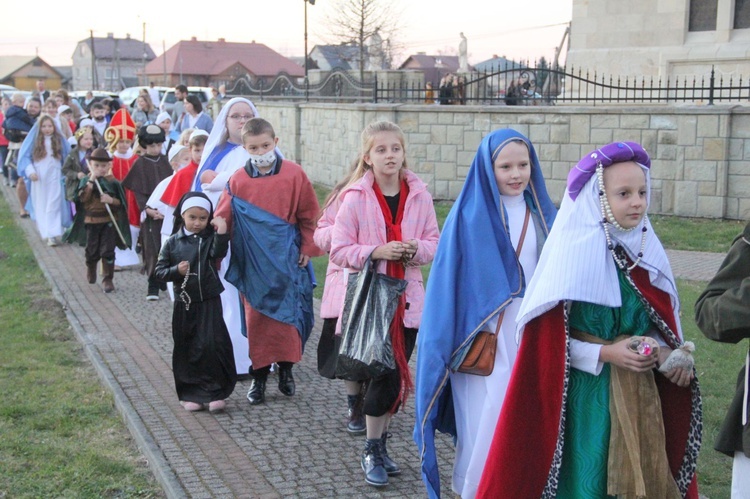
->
[324,0,403,81]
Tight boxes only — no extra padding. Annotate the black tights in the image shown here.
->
[362,327,417,417]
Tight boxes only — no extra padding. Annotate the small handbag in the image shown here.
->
[457,205,531,376]
[457,312,503,376]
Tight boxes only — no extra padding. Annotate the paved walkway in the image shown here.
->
[1,182,729,498]
[665,248,727,282]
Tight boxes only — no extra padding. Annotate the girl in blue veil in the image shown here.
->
[17,113,72,243]
[413,129,556,498]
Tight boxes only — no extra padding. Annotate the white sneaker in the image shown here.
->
[47,238,57,247]
[146,294,159,301]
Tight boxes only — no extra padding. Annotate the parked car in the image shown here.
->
[0,84,31,102]
[119,86,169,111]
[159,86,212,116]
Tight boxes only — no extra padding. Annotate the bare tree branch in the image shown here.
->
[323,0,404,79]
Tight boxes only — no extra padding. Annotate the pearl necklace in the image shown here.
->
[596,163,648,271]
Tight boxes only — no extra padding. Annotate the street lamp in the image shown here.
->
[304,0,315,85]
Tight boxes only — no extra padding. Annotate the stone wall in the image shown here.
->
[256,102,750,220]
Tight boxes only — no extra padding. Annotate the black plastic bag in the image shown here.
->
[336,257,407,381]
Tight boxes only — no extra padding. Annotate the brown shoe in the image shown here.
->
[86,263,97,284]
[101,261,115,293]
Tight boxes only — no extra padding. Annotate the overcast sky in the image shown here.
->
[0,1,572,67]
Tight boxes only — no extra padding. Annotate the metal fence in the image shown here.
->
[225,70,374,103]
[225,65,750,106]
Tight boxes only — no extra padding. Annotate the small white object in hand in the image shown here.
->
[658,341,695,372]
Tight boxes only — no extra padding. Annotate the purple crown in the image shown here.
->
[567,142,651,200]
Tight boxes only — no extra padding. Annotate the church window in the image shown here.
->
[689,0,718,31]
[735,0,750,28]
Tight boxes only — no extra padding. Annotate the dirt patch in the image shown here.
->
[31,297,62,311]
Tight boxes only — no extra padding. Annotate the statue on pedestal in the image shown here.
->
[458,32,469,73]
[367,29,384,71]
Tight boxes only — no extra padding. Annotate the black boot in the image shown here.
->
[346,394,366,435]
[361,438,388,487]
[101,260,115,293]
[278,363,295,396]
[86,262,97,284]
[247,374,267,405]
[380,432,401,476]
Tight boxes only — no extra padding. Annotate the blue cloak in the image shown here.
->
[224,190,314,347]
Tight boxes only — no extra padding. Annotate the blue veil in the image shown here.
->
[413,129,557,497]
[17,116,71,224]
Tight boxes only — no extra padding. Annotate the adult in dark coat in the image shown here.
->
[695,220,750,497]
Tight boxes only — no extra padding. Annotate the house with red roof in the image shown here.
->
[143,38,304,88]
[399,53,462,87]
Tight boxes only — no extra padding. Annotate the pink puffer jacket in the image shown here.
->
[314,195,347,319]
[330,169,440,329]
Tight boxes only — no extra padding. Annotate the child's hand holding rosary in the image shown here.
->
[178,261,190,276]
[372,239,418,266]
[401,239,418,267]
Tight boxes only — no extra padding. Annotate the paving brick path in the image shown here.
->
[1,183,729,498]
[2,183,458,498]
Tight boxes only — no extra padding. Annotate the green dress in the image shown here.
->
[557,269,654,498]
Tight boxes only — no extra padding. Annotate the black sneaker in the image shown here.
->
[147,283,159,301]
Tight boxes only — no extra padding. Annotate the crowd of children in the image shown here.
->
[5,83,725,496]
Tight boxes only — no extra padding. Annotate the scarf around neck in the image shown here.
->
[372,177,411,410]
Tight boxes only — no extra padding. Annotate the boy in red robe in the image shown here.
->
[214,118,323,405]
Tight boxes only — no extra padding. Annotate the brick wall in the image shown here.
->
[255,102,750,219]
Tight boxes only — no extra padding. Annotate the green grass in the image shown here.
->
[650,215,744,253]
[0,196,162,497]
[679,279,738,499]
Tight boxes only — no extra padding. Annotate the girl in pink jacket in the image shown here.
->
[330,121,439,488]
[314,163,367,436]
